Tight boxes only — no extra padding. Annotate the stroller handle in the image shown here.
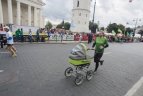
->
[87,48,94,51]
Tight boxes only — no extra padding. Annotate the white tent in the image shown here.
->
[104,32,115,36]
[134,34,141,38]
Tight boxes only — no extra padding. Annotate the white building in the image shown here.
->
[70,0,91,33]
[0,0,45,28]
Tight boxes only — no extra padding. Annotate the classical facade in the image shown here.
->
[70,0,91,33]
[0,0,45,28]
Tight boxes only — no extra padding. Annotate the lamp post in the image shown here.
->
[92,0,96,23]
[133,18,141,37]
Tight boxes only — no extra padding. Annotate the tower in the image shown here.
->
[70,0,91,33]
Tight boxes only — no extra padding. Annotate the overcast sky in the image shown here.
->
[42,0,143,27]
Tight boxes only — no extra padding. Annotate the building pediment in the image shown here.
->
[28,0,45,6]
[16,0,46,8]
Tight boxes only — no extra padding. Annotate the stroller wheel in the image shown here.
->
[75,73,84,86]
[86,70,93,81]
[76,66,82,73]
[64,67,73,77]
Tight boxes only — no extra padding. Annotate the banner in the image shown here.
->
[49,34,74,41]
[12,25,39,35]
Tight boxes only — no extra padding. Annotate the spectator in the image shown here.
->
[60,29,64,42]
[28,29,32,42]
[20,28,24,42]
[0,24,3,31]
[0,35,4,48]
[36,28,40,42]
[47,30,51,41]
[79,33,82,42]
[15,29,21,42]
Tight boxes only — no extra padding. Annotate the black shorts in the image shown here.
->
[7,44,13,46]
[94,52,103,62]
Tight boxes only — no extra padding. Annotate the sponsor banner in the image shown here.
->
[66,35,74,40]
[49,34,74,41]
[12,25,39,35]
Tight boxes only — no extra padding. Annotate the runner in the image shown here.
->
[4,26,17,57]
[92,32,109,72]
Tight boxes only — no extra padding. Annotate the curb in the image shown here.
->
[13,41,88,45]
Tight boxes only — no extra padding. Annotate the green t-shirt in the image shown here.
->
[93,37,108,53]
[15,29,21,37]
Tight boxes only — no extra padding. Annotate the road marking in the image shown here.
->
[125,77,143,96]
[0,52,9,54]
[0,70,4,73]
[104,52,112,55]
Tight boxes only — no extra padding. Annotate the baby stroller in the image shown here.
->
[64,43,94,85]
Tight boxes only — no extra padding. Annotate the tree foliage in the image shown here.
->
[56,20,64,29]
[107,23,125,34]
[89,21,98,33]
[64,22,71,30]
[118,24,125,33]
[100,27,105,31]
[45,21,53,30]
[107,23,118,33]
[125,27,133,36]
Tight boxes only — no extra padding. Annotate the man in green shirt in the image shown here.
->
[15,29,21,41]
[92,32,109,72]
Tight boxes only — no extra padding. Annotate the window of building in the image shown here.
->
[79,13,81,16]
[73,14,74,16]
[85,22,86,24]
[77,0,79,7]
[86,14,88,17]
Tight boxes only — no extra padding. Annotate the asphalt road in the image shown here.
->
[0,43,143,96]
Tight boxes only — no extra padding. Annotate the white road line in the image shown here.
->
[125,77,143,96]
[0,70,4,73]
[0,52,9,54]
[104,52,112,55]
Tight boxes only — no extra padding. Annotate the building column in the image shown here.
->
[7,0,13,24]
[0,0,3,24]
[34,7,37,27]
[28,5,31,26]
[17,1,21,25]
[42,16,45,28]
[39,9,42,28]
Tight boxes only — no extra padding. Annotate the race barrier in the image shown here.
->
[49,34,74,41]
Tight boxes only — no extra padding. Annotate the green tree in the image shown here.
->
[100,27,105,31]
[125,27,133,36]
[107,23,118,33]
[118,24,125,34]
[56,20,64,29]
[89,21,98,33]
[56,24,63,29]
[64,22,71,30]
[45,21,53,30]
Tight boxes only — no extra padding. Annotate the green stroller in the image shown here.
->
[64,43,94,85]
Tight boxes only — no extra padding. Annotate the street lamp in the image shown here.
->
[92,0,96,23]
[133,18,141,37]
